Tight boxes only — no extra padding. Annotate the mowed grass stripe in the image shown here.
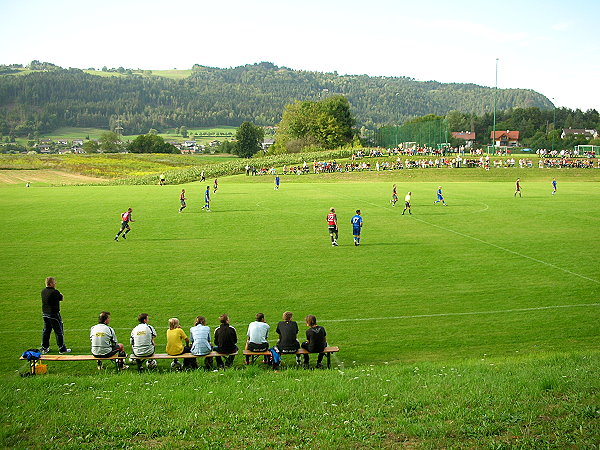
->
[5,301,599,333]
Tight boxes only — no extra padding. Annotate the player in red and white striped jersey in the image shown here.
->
[327,207,338,247]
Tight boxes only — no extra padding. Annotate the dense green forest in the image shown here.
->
[0,62,554,137]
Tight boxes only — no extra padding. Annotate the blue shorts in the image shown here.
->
[353,227,361,236]
[437,194,443,200]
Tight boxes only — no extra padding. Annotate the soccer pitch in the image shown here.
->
[1,175,599,375]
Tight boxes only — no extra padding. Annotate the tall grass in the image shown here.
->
[3,352,599,448]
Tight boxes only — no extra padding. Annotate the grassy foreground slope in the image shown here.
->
[2,353,599,448]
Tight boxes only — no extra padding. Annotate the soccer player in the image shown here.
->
[159,173,165,186]
[552,178,557,195]
[274,175,280,190]
[390,184,398,206]
[179,189,187,213]
[114,207,135,241]
[514,178,522,197]
[434,186,447,206]
[402,192,412,215]
[213,178,218,194]
[351,209,363,246]
[327,207,339,247]
[202,186,211,211]
[200,170,206,182]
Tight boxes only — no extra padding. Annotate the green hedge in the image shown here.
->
[111,148,356,185]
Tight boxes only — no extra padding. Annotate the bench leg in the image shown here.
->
[326,353,331,369]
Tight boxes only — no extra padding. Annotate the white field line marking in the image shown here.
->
[325,187,599,285]
[11,303,600,334]
[320,303,600,324]
[411,215,600,285]
[471,202,490,214]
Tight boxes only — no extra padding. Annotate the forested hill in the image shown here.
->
[0,62,553,136]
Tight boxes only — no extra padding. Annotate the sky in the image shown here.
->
[1,0,599,111]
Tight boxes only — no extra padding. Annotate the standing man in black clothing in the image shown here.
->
[213,314,237,368]
[40,277,71,354]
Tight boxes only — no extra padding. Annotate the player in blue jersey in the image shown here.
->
[201,186,211,211]
[434,186,447,206]
[274,175,280,190]
[551,178,557,195]
[350,210,363,246]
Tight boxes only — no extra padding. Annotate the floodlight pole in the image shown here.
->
[491,58,499,156]
[395,92,400,147]
[551,98,556,152]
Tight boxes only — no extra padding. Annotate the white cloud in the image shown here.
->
[551,21,574,31]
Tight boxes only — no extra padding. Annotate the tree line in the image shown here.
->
[0,61,553,138]
[444,108,600,149]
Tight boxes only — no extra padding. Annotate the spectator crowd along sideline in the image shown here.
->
[243,147,598,175]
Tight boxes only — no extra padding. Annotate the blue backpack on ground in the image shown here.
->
[269,347,281,365]
[22,349,41,361]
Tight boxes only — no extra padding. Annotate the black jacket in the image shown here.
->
[306,325,327,353]
[41,287,63,315]
[214,324,237,353]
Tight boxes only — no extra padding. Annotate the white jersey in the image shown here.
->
[247,321,270,344]
[90,323,118,356]
[131,323,156,356]
[405,194,411,202]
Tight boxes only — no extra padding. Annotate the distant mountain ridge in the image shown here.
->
[0,62,553,136]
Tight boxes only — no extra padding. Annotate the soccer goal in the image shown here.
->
[574,145,600,156]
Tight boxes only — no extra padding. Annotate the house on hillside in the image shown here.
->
[561,128,598,139]
[491,130,520,147]
[451,131,476,147]
[262,139,275,150]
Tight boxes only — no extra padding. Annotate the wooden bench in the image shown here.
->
[128,351,238,370]
[243,346,339,369]
[20,354,126,374]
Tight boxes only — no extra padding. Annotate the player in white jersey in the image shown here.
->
[402,192,412,215]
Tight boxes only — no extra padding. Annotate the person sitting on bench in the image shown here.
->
[189,316,213,370]
[90,311,127,370]
[301,315,327,369]
[213,314,237,368]
[245,312,270,364]
[275,311,301,366]
[130,313,156,369]
[166,317,193,370]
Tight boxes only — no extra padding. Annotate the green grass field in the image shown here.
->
[1,171,599,447]
[2,174,598,368]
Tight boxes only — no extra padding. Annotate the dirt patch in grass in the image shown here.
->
[0,169,106,185]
